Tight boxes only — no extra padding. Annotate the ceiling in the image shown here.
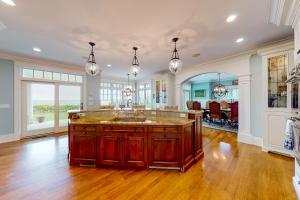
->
[188,73,237,83]
[0,0,293,79]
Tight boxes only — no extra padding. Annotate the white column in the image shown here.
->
[85,71,101,110]
[175,83,182,109]
[237,75,252,142]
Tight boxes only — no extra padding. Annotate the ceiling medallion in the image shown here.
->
[123,73,135,96]
[212,73,228,98]
[85,42,100,76]
[169,37,183,74]
[130,47,141,77]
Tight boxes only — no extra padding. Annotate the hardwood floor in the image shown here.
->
[0,128,296,200]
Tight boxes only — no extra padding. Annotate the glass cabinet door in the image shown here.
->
[268,55,288,108]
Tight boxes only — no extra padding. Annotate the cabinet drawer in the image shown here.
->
[103,126,144,132]
[151,127,178,133]
[73,125,97,132]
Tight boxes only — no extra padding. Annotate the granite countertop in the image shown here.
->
[69,116,195,126]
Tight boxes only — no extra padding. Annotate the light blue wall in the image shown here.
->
[191,82,210,107]
[0,59,14,135]
[191,80,238,107]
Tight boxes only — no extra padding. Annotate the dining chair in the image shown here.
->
[186,100,193,110]
[220,100,230,109]
[205,101,211,109]
[193,101,201,110]
[209,101,223,125]
[230,101,238,127]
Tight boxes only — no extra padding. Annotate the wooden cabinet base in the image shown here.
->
[69,118,203,172]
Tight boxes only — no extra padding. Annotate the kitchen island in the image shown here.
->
[68,109,203,172]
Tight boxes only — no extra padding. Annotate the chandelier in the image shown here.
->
[85,42,100,76]
[122,73,135,96]
[130,47,141,77]
[212,73,228,98]
[169,37,183,74]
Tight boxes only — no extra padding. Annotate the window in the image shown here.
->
[21,68,83,83]
[100,82,125,106]
[22,68,33,78]
[138,82,152,108]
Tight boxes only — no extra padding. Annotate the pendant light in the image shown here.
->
[169,37,183,74]
[123,73,135,96]
[212,73,228,98]
[85,42,100,76]
[130,47,141,77]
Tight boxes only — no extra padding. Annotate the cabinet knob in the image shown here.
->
[297,49,300,55]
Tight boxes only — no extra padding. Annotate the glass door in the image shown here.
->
[58,85,81,129]
[23,82,55,136]
[22,82,82,137]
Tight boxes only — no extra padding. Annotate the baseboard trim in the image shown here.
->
[0,133,20,144]
[293,176,300,200]
[238,133,263,147]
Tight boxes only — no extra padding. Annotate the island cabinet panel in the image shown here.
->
[97,125,147,167]
[124,132,147,167]
[189,113,204,162]
[98,133,122,166]
[69,125,98,167]
[148,126,181,169]
[183,125,194,171]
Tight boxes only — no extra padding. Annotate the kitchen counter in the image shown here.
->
[68,109,203,172]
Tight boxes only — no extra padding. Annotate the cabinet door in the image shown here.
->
[98,133,122,166]
[124,133,147,167]
[72,132,97,166]
[148,132,181,168]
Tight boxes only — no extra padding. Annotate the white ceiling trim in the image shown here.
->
[0,50,84,73]
[269,0,286,26]
[285,0,300,27]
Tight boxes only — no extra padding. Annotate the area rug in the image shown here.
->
[203,121,238,133]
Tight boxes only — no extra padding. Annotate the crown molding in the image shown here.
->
[285,0,300,27]
[269,0,300,27]
[257,40,294,56]
[0,49,84,72]
[269,0,286,26]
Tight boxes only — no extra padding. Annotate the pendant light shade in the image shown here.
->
[85,42,100,76]
[169,37,183,74]
[212,73,228,98]
[130,47,141,77]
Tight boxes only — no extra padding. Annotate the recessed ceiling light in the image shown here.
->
[107,64,111,67]
[226,15,237,23]
[33,47,41,52]
[1,0,16,6]
[236,37,244,43]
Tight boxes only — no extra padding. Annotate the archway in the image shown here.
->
[181,72,239,132]
[174,53,252,140]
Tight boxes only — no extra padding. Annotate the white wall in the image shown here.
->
[249,54,263,138]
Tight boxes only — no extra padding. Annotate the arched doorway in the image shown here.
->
[174,54,252,141]
[181,72,239,132]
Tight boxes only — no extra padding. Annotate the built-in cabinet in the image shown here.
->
[260,43,295,156]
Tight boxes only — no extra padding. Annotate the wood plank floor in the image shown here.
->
[0,128,297,200]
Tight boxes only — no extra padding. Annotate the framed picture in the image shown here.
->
[195,89,206,97]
